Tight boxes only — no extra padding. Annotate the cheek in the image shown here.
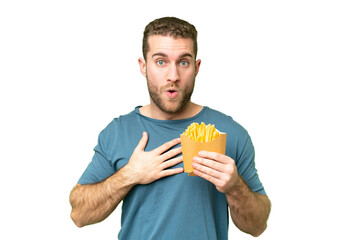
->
[146,69,163,91]
[146,66,163,80]
[181,69,196,81]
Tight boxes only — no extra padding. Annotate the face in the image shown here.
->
[139,35,201,114]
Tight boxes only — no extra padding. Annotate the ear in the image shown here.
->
[138,58,146,77]
[195,59,201,76]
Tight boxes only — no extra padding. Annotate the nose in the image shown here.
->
[167,63,179,82]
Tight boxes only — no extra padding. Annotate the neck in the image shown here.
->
[139,102,203,120]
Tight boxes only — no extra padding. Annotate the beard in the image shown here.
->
[146,78,195,114]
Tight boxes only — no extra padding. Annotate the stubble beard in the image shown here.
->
[146,77,195,114]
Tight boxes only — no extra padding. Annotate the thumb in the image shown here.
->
[135,131,148,152]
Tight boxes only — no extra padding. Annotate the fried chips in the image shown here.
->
[183,122,220,142]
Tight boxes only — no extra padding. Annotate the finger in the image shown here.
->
[193,168,224,188]
[155,137,181,155]
[161,156,183,169]
[198,151,230,164]
[193,156,224,172]
[160,167,184,178]
[135,132,148,151]
[160,147,182,161]
[192,161,223,179]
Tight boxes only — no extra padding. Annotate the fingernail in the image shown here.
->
[198,151,205,156]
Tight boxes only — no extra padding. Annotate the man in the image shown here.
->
[70,17,271,239]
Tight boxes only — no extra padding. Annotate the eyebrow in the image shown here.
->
[152,52,167,58]
[179,53,193,59]
[151,52,194,59]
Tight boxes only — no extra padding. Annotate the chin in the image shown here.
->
[160,101,188,114]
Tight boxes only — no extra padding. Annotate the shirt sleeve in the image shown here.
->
[77,122,116,185]
[236,132,266,195]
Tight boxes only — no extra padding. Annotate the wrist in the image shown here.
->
[106,164,137,194]
[225,175,252,201]
[120,163,139,186]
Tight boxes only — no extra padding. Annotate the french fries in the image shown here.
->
[183,122,220,142]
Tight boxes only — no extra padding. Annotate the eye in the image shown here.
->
[180,60,189,67]
[157,60,165,66]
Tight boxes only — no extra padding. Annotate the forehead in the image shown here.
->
[147,35,194,58]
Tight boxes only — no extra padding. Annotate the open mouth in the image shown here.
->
[166,89,178,98]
